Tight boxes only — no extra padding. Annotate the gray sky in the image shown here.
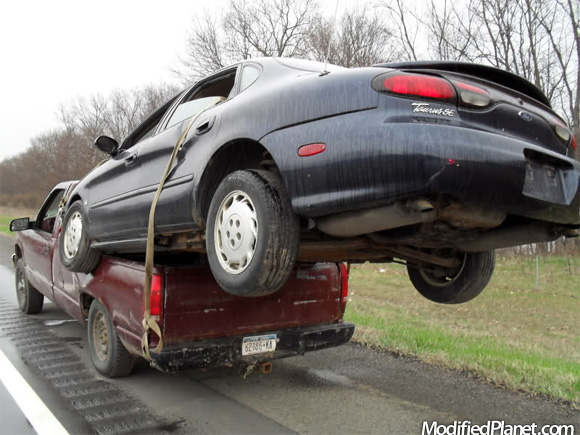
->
[0,0,358,164]
[0,0,227,163]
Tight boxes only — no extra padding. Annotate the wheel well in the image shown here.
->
[195,139,280,226]
[68,194,81,206]
[80,293,94,320]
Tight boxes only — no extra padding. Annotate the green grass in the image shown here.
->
[0,208,35,237]
[0,215,14,236]
[344,256,580,406]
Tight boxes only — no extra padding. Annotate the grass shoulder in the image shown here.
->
[344,255,580,407]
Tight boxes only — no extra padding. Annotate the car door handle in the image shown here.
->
[124,152,138,166]
[196,116,215,135]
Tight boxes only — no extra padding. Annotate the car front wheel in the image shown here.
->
[206,170,299,297]
[407,250,495,304]
[15,259,44,314]
[59,200,101,273]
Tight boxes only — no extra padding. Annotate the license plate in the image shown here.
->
[523,157,572,205]
[242,334,277,356]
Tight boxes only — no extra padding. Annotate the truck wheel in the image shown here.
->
[206,170,299,297]
[407,250,495,304]
[15,259,44,314]
[88,300,135,377]
[59,200,101,273]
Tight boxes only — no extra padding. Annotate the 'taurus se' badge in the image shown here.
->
[412,102,455,117]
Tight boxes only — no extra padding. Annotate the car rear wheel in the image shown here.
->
[59,200,101,273]
[206,170,299,297]
[15,259,44,314]
[407,250,495,304]
[87,300,136,377]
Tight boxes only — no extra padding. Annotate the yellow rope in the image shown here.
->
[141,98,226,361]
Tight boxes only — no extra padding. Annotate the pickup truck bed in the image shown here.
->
[12,182,354,376]
[85,256,353,371]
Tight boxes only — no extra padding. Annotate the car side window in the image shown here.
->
[239,65,261,93]
[164,68,237,130]
[37,190,65,234]
[166,96,224,129]
[135,119,161,143]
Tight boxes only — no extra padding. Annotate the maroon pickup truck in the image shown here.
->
[10,182,354,377]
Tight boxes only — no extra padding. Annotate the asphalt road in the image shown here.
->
[0,235,578,435]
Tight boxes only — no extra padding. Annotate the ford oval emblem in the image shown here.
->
[518,111,533,122]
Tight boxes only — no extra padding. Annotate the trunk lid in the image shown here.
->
[375,61,573,157]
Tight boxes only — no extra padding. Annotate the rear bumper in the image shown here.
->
[264,109,580,225]
[149,322,355,372]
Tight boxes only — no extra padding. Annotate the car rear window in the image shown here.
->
[274,58,344,72]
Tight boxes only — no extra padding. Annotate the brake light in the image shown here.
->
[454,81,491,107]
[572,135,578,151]
[373,72,456,100]
[339,263,349,314]
[150,273,163,316]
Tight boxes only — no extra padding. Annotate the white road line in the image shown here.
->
[0,349,68,435]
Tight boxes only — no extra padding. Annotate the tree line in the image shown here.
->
[1,0,578,212]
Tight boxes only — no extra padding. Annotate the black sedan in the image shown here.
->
[60,57,580,303]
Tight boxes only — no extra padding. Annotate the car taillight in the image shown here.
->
[339,263,349,314]
[554,124,571,143]
[552,121,576,151]
[150,273,163,317]
[454,81,491,107]
[373,72,456,101]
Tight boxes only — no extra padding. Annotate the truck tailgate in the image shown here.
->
[162,262,342,346]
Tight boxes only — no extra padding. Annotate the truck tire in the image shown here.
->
[59,200,101,273]
[87,300,136,377]
[15,259,44,314]
[407,250,495,304]
[206,170,299,297]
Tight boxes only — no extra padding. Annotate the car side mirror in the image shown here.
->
[10,217,31,232]
[94,136,120,156]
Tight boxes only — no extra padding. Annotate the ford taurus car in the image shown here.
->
[59,58,580,303]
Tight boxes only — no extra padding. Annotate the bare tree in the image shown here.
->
[176,13,228,81]
[0,83,177,209]
[307,7,401,67]
[417,0,578,143]
[380,0,421,61]
[176,0,320,83]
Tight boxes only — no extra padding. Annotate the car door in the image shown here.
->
[86,66,239,242]
[24,188,65,297]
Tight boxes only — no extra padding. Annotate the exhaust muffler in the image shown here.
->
[317,199,437,237]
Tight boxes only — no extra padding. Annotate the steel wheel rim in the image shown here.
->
[419,254,467,287]
[64,211,83,260]
[214,190,258,275]
[16,269,26,308]
[92,311,109,361]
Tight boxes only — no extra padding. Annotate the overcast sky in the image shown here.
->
[0,0,358,165]
[0,0,229,163]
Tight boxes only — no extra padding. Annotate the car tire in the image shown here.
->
[407,250,495,304]
[15,259,44,314]
[206,170,299,297]
[59,200,101,273]
[87,300,136,377]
